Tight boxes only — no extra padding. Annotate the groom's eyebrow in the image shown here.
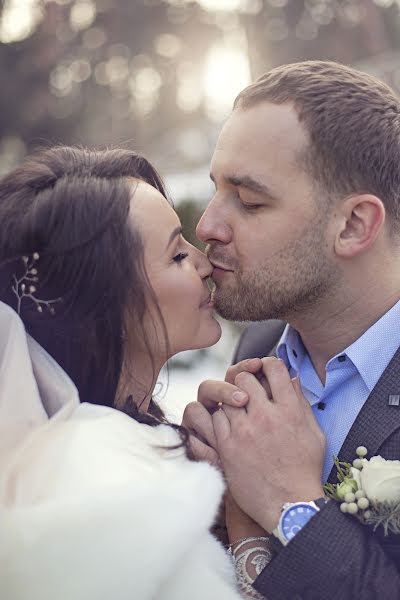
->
[210,172,277,201]
[227,174,278,200]
[166,226,183,249]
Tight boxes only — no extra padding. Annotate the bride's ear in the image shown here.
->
[334,194,385,258]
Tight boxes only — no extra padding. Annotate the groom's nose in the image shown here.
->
[196,199,232,245]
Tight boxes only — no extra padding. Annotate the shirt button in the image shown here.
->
[338,355,346,362]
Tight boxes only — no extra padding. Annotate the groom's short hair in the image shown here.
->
[235,60,400,235]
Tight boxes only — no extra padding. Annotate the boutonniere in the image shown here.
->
[324,447,400,536]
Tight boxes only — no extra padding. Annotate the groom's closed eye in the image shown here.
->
[225,174,278,202]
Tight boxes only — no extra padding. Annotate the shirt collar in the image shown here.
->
[344,299,400,391]
[276,298,400,392]
[277,324,306,372]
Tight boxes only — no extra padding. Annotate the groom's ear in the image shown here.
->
[334,194,385,258]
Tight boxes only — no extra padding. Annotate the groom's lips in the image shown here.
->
[209,259,233,278]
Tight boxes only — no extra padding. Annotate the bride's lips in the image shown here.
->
[200,293,214,309]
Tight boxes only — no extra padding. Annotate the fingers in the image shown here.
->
[212,407,231,444]
[182,401,217,449]
[189,435,220,466]
[198,359,265,413]
[291,376,312,412]
[230,358,296,415]
[260,357,297,406]
[225,358,263,384]
[233,371,271,415]
[291,376,302,398]
[254,371,272,398]
[197,379,248,412]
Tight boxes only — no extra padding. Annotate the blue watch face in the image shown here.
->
[281,503,318,542]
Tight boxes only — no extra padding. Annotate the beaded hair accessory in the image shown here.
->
[11,252,62,315]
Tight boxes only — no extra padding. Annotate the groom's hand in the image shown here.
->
[212,357,326,533]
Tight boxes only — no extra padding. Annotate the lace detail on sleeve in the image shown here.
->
[229,537,273,599]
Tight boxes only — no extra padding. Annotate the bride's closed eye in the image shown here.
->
[173,251,189,263]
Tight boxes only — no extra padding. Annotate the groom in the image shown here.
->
[184,61,400,599]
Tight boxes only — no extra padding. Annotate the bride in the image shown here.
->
[0,146,249,599]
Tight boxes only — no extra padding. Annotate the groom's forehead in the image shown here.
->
[213,104,308,168]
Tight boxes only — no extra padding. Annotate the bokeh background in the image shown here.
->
[2,0,400,419]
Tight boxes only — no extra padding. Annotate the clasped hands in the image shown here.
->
[182,357,326,533]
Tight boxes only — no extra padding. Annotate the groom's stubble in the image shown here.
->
[209,209,340,323]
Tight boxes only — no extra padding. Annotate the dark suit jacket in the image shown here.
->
[233,321,400,600]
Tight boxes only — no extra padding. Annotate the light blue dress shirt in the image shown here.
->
[276,299,400,482]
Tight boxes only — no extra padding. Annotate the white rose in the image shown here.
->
[350,466,362,490]
[359,456,400,504]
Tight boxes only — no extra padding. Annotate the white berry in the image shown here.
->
[344,492,356,503]
[356,446,368,458]
[357,497,370,510]
[347,503,359,514]
[355,490,366,500]
[340,503,348,513]
[353,458,363,469]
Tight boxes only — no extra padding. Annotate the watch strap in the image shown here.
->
[270,532,285,555]
[314,496,328,510]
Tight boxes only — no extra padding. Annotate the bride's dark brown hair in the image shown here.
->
[0,146,183,432]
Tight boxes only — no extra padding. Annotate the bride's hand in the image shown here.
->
[197,357,264,414]
[225,490,267,544]
[226,491,273,600]
[182,400,220,466]
[182,358,263,465]
[182,359,262,466]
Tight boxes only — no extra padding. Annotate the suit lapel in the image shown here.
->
[327,344,400,483]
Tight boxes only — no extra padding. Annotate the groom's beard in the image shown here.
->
[208,216,340,322]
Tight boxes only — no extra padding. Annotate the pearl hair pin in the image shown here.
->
[12,252,62,315]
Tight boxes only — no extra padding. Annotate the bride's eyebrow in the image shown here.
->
[166,226,183,250]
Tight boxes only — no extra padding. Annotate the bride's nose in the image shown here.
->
[194,246,213,279]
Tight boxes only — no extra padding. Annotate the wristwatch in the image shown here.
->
[272,497,327,548]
